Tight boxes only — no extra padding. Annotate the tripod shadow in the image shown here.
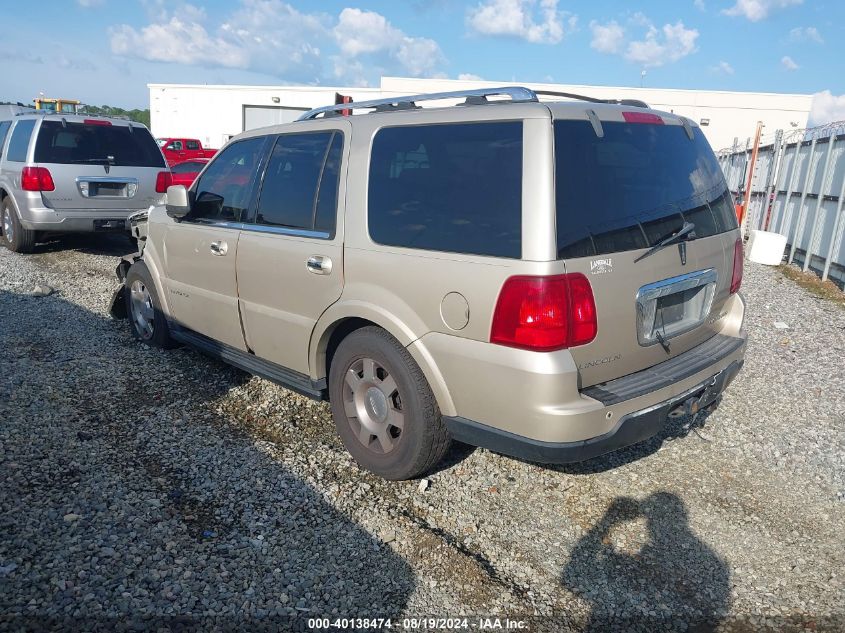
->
[561,492,730,632]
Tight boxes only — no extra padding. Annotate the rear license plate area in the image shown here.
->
[637,269,717,346]
[94,219,126,231]
[91,182,127,197]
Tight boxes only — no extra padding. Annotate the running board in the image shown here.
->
[170,326,327,400]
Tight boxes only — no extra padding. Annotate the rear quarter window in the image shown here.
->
[34,121,165,168]
[6,119,36,162]
[368,121,523,259]
[0,121,11,158]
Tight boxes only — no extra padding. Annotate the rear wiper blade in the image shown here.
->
[69,157,114,165]
[634,221,697,263]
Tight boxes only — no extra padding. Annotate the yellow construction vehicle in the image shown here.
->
[33,98,80,114]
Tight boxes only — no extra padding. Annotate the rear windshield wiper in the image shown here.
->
[634,221,697,263]
[69,157,115,166]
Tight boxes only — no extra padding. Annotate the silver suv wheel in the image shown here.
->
[2,207,13,243]
[343,357,404,454]
[129,279,155,340]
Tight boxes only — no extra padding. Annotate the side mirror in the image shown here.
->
[165,184,191,219]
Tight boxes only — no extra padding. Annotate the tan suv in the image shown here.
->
[110,87,746,480]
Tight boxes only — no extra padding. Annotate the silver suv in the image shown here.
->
[0,113,169,253]
[111,87,746,480]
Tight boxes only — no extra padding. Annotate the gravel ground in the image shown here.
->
[1,235,843,632]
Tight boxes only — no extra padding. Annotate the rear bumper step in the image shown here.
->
[444,359,744,465]
[582,333,745,406]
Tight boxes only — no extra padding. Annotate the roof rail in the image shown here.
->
[15,109,133,122]
[534,90,650,108]
[298,86,538,120]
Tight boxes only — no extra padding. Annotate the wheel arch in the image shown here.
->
[310,305,457,416]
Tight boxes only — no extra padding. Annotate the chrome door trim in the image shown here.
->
[183,219,331,240]
[242,224,331,240]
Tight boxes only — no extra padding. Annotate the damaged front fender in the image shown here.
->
[109,253,142,320]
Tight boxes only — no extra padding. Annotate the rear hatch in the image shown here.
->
[35,119,166,212]
[552,111,741,388]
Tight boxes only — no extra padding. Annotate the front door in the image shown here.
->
[161,135,268,350]
[237,127,348,374]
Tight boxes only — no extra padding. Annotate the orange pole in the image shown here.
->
[740,121,764,235]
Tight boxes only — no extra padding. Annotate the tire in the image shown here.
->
[124,261,176,349]
[1,197,36,253]
[329,326,451,480]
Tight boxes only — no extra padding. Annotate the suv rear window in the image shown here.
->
[554,119,738,259]
[368,121,522,259]
[34,121,165,168]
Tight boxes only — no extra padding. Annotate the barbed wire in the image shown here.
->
[717,119,845,155]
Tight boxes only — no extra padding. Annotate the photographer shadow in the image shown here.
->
[561,492,730,632]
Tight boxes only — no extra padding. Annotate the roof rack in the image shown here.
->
[298,86,538,120]
[297,85,652,121]
[534,90,649,108]
[14,109,133,122]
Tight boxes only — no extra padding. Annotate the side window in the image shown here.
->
[191,136,266,222]
[368,121,523,258]
[168,140,183,151]
[255,131,342,236]
[172,161,203,174]
[0,121,11,158]
[6,120,36,162]
[186,140,200,150]
[314,134,343,235]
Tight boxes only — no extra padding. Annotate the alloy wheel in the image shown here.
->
[342,357,404,454]
[129,279,155,340]
[2,207,13,243]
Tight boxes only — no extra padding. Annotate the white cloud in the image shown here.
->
[109,1,445,84]
[109,18,250,69]
[788,26,823,43]
[589,20,625,54]
[589,15,698,67]
[332,8,445,78]
[781,55,799,70]
[810,90,845,126]
[625,20,699,67]
[722,0,802,22]
[458,73,484,80]
[710,60,735,74]
[467,0,574,44]
[334,8,398,57]
[693,0,706,10]
[77,0,104,6]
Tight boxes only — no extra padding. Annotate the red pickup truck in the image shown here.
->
[156,137,217,165]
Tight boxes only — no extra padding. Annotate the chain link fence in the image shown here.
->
[717,121,845,288]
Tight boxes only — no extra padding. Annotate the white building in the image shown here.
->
[149,76,814,152]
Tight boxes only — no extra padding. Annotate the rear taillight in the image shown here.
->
[155,171,173,193]
[730,238,744,294]
[622,111,664,125]
[21,167,55,192]
[490,273,597,352]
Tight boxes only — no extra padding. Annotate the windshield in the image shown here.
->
[156,138,166,147]
[35,121,165,168]
[554,119,738,259]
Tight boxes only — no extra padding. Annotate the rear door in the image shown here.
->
[553,115,740,387]
[236,124,348,374]
[34,119,166,212]
[161,135,269,350]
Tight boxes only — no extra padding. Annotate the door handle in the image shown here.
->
[306,255,332,275]
[210,240,228,256]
